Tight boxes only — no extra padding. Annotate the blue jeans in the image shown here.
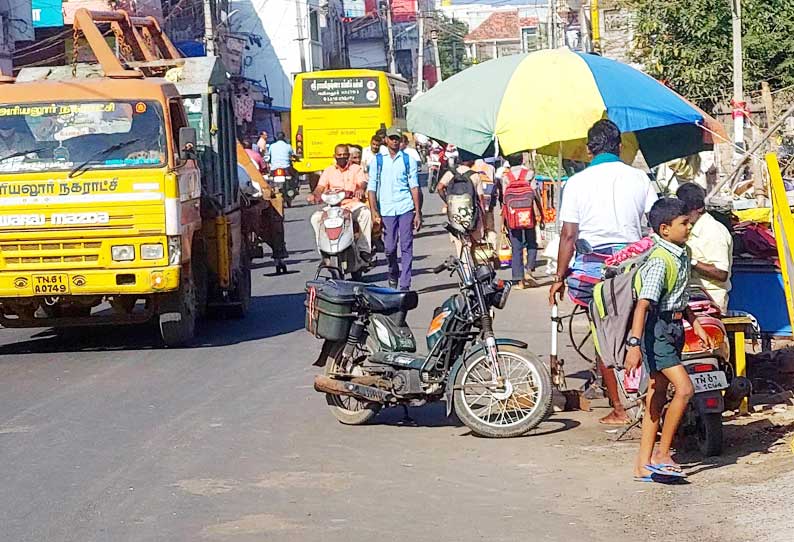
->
[382,211,415,289]
[508,228,538,281]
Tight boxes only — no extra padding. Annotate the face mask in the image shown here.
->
[335,157,348,168]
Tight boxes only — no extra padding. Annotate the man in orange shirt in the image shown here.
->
[308,144,372,260]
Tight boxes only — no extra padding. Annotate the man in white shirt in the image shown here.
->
[361,134,387,175]
[677,182,733,311]
[549,119,658,425]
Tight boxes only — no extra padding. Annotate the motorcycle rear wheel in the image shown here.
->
[695,412,723,456]
[454,346,552,438]
[325,351,381,425]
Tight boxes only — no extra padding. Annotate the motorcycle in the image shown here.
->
[305,229,553,438]
[614,290,749,456]
[315,189,367,280]
[269,166,299,207]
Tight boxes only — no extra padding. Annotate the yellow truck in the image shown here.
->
[0,9,261,346]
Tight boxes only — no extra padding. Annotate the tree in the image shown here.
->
[623,0,794,112]
[433,13,471,80]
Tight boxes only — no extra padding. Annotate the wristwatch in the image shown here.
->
[691,258,699,268]
[626,336,642,348]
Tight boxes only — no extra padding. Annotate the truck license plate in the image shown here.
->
[690,370,728,393]
[32,274,70,294]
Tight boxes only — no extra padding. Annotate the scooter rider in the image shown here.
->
[308,143,373,264]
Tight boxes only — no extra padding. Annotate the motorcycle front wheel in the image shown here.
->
[453,346,552,438]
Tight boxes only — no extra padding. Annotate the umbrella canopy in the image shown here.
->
[407,48,726,167]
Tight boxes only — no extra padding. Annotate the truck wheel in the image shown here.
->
[227,252,252,319]
[159,273,196,347]
[193,249,209,319]
[696,412,723,457]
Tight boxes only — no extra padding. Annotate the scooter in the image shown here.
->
[305,228,553,438]
[315,189,367,280]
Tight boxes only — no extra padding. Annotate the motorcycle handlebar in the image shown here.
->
[433,263,448,274]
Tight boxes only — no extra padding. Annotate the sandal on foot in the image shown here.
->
[645,463,686,478]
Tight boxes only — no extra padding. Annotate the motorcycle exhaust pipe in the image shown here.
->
[723,376,751,411]
[314,375,394,403]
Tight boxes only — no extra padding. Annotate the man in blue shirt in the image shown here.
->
[368,126,421,290]
[267,132,295,174]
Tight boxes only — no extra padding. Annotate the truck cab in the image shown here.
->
[0,12,252,346]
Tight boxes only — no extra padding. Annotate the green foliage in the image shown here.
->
[623,0,794,112]
[434,13,472,80]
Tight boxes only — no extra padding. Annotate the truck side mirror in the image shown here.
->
[179,127,197,161]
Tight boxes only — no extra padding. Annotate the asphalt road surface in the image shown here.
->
[1,191,790,542]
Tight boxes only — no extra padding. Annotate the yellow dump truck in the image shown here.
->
[0,9,271,346]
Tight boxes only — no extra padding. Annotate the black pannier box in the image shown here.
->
[305,279,365,341]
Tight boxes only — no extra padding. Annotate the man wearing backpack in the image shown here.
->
[368,127,421,290]
[437,150,485,256]
[500,153,545,289]
[549,119,658,425]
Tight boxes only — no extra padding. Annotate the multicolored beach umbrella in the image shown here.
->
[407,48,726,166]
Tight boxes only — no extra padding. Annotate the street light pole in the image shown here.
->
[416,12,424,93]
[731,0,744,160]
[385,0,397,74]
[203,0,215,55]
[431,28,442,85]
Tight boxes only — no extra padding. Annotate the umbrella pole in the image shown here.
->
[555,143,563,232]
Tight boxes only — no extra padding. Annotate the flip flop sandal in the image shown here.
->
[645,463,687,478]
[634,474,685,484]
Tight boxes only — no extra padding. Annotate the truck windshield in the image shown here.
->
[0,100,166,174]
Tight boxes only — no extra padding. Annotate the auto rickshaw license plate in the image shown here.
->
[32,274,70,294]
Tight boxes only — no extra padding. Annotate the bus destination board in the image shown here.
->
[302,77,380,109]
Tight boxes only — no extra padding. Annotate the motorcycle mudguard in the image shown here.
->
[444,338,529,416]
[313,339,344,367]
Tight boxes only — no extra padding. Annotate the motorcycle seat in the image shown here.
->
[361,287,418,313]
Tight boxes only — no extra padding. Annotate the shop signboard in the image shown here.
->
[32,0,65,28]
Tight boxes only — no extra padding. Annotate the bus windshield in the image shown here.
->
[0,100,167,174]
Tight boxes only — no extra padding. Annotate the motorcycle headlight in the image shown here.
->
[141,243,164,260]
[111,245,135,262]
[167,236,182,266]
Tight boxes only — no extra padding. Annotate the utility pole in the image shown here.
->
[731,0,744,161]
[295,0,307,71]
[416,12,424,93]
[384,0,396,74]
[431,28,442,85]
[547,0,560,49]
[203,0,215,55]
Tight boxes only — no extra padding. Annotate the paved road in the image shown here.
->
[0,191,787,542]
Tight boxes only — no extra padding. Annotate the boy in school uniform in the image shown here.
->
[624,198,716,481]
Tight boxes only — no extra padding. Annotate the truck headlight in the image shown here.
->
[111,245,135,262]
[141,243,164,260]
[167,236,182,266]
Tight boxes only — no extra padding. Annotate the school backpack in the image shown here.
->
[445,166,480,234]
[589,242,679,370]
[502,168,536,230]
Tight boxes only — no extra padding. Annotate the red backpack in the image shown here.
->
[502,168,536,230]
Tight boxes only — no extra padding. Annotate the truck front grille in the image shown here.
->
[0,241,102,269]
